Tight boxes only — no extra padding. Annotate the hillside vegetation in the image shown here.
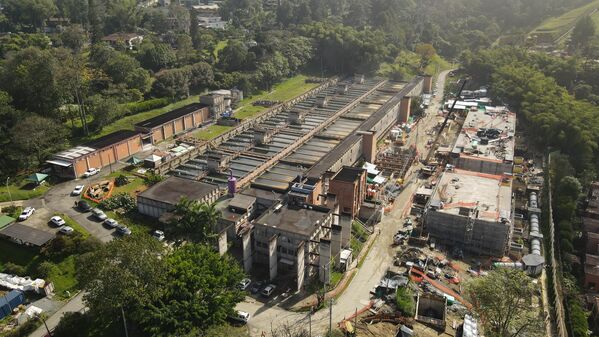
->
[531,0,599,42]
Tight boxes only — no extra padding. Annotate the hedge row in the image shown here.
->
[123,98,170,116]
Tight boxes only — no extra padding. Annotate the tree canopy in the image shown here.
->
[466,268,542,337]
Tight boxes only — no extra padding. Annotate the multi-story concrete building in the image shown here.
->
[251,192,340,289]
[424,169,513,256]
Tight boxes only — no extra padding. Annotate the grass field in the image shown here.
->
[194,74,318,140]
[532,0,599,40]
[0,240,79,298]
[194,124,232,140]
[108,171,148,196]
[232,74,318,121]
[0,181,49,203]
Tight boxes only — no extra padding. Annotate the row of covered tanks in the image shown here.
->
[494,192,545,276]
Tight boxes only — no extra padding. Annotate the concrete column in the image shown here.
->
[218,229,227,256]
[361,131,376,163]
[296,241,305,292]
[399,97,411,123]
[242,229,252,273]
[340,215,351,248]
[331,224,342,264]
[423,75,433,93]
[319,238,331,284]
[269,234,278,281]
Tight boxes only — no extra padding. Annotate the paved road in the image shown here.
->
[29,293,85,337]
[237,70,452,336]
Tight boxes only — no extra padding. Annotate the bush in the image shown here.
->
[395,286,415,316]
[114,174,130,187]
[3,317,42,337]
[144,172,163,186]
[41,234,99,258]
[36,261,57,278]
[123,98,170,116]
[4,262,26,276]
[99,193,136,212]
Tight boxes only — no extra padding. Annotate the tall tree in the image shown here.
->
[2,0,57,31]
[169,198,220,243]
[77,234,167,323]
[466,268,542,337]
[139,244,245,336]
[10,115,68,170]
[0,47,66,117]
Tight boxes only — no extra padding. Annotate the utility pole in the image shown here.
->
[328,297,332,337]
[121,306,129,337]
[309,308,312,337]
[5,177,12,203]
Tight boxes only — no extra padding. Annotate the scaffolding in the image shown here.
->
[375,146,416,178]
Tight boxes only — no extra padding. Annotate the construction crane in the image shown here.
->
[424,79,468,164]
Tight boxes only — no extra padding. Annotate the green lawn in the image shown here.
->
[84,95,201,141]
[194,124,232,140]
[532,0,599,39]
[48,255,78,298]
[54,213,90,239]
[193,74,318,141]
[0,240,78,299]
[108,171,148,196]
[0,181,49,202]
[214,40,228,61]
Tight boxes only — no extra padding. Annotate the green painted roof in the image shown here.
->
[27,173,48,183]
[0,215,16,229]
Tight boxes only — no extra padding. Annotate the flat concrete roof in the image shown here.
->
[228,194,256,210]
[452,107,516,163]
[138,176,218,205]
[256,205,331,237]
[429,169,512,222]
[333,166,364,182]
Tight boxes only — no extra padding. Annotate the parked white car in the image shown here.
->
[104,218,119,228]
[231,311,250,324]
[83,168,100,178]
[152,230,165,241]
[91,208,107,221]
[238,278,251,290]
[59,226,74,235]
[71,185,85,196]
[18,207,35,221]
[50,216,66,227]
[261,284,276,297]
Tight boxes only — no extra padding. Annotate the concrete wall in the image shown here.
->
[424,210,509,256]
[453,156,513,175]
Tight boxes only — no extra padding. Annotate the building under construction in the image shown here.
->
[450,106,515,175]
[424,169,513,256]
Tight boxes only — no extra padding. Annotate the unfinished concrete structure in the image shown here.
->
[415,293,447,330]
[424,169,513,256]
[450,106,515,175]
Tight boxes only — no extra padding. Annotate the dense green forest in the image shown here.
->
[0,0,591,178]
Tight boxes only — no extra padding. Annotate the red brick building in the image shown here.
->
[328,166,366,218]
[47,130,143,179]
[135,103,210,145]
